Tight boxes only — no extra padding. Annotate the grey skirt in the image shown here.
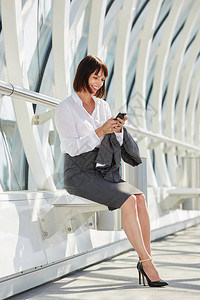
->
[64,149,142,211]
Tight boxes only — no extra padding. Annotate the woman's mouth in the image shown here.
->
[92,85,99,91]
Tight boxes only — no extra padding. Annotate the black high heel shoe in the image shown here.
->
[137,258,169,287]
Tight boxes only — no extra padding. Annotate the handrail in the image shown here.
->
[126,124,200,153]
[1,80,200,154]
[0,80,59,108]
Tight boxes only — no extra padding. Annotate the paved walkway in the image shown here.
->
[12,224,200,299]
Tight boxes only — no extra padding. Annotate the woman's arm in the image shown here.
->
[95,118,120,138]
[55,101,118,156]
[55,102,101,156]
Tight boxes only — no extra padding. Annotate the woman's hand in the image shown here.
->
[95,116,127,138]
[95,118,119,138]
[114,115,127,133]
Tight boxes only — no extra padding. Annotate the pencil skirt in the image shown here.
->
[64,150,143,211]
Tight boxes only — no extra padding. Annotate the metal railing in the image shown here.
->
[126,125,200,154]
[0,80,59,108]
[1,80,200,154]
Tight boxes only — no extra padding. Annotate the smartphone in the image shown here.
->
[115,112,127,120]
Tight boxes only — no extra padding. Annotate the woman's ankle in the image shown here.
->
[139,255,152,262]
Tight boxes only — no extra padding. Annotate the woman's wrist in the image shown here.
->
[95,127,104,138]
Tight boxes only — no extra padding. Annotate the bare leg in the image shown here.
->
[121,195,150,259]
[135,194,151,256]
[121,195,160,281]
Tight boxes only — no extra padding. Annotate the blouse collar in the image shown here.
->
[71,91,98,106]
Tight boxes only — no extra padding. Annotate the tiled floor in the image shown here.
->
[12,224,200,299]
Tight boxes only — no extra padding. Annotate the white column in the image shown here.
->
[151,1,183,134]
[175,29,200,142]
[185,61,200,144]
[163,2,200,186]
[133,0,162,187]
[150,1,183,186]
[69,0,89,39]
[113,0,136,116]
[102,0,123,60]
[88,0,107,57]
[134,0,162,128]
[0,95,3,191]
[52,0,70,100]
[194,94,200,146]
[164,2,200,139]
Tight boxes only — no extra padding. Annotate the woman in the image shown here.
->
[55,55,168,287]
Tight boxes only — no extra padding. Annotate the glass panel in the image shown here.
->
[69,1,92,85]
[0,10,5,81]
[27,4,52,93]
[33,103,65,189]
[49,120,65,189]
[0,96,28,190]
[0,95,65,191]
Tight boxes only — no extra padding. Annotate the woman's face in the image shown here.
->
[88,69,105,95]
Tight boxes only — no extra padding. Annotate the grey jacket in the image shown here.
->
[95,127,142,182]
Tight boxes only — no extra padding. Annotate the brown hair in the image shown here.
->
[73,55,108,98]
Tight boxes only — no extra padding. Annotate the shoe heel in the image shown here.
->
[138,270,141,285]
[138,259,169,287]
[142,273,146,286]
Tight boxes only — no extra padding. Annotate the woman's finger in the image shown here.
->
[117,116,126,126]
[116,119,124,126]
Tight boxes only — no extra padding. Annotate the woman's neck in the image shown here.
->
[77,90,95,115]
[77,90,93,105]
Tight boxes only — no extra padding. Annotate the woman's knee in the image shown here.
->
[136,193,147,208]
[121,195,137,213]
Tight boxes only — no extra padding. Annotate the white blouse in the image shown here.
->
[55,92,123,157]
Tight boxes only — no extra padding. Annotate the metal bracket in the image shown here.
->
[175,149,186,156]
[147,141,161,149]
[137,135,146,142]
[163,145,173,153]
[39,194,108,239]
[161,188,200,211]
[32,109,55,125]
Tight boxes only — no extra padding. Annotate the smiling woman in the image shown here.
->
[88,69,105,95]
[54,55,168,288]
[73,55,108,98]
